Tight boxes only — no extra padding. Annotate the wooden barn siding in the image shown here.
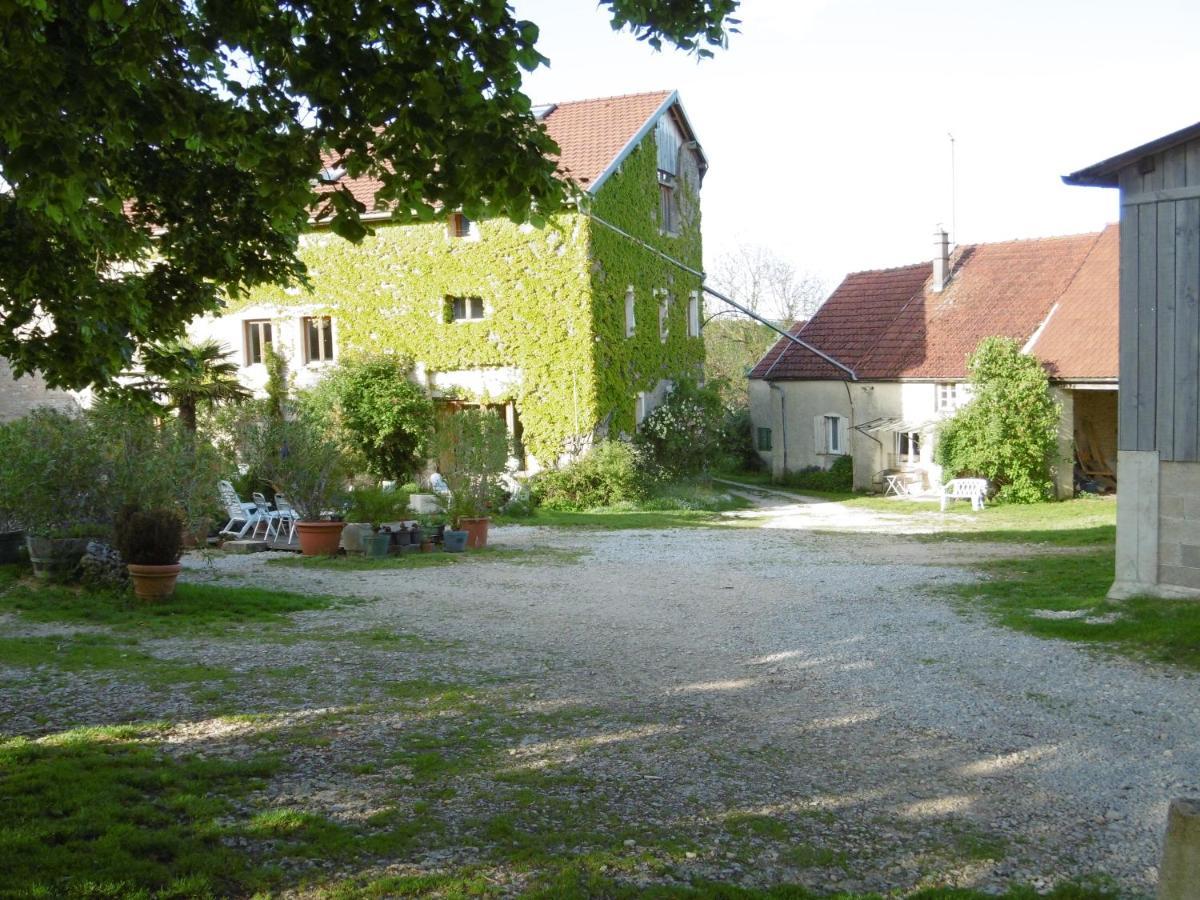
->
[1117,137,1200,460]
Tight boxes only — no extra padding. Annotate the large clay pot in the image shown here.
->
[26,535,89,579]
[457,517,490,549]
[127,563,183,601]
[0,530,25,565]
[296,521,346,556]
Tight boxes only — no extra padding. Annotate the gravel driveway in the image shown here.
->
[162,500,1198,899]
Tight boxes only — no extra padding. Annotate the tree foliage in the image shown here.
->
[934,337,1061,504]
[531,440,652,511]
[0,0,739,388]
[634,378,726,477]
[434,408,511,520]
[301,356,434,483]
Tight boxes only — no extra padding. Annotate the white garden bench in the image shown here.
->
[939,478,988,512]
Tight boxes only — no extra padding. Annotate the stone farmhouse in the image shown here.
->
[748,226,1119,498]
[187,90,708,471]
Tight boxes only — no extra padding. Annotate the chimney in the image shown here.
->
[932,228,950,292]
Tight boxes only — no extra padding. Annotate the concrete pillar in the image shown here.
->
[1159,798,1200,900]
[1109,449,1160,600]
[1051,387,1075,500]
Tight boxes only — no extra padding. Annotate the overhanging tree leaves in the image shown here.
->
[0,0,739,388]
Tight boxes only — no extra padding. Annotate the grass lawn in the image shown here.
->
[945,548,1200,671]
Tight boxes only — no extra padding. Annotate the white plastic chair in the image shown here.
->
[250,492,282,540]
[218,480,262,538]
[272,493,299,543]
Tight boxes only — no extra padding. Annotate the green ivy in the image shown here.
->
[229,129,704,464]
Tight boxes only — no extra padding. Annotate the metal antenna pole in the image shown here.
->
[948,132,957,243]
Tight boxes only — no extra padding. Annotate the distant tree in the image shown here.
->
[0,1,739,390]
[935,337,1061,503]
[703,245,823,409]
[708,244,824,327]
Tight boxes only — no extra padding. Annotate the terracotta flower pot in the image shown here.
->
[296,521,346,556]
[457,516,490,549]
[127,562,182,601]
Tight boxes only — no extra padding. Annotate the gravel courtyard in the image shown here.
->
[3,497,1196,897]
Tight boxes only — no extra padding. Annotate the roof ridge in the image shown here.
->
[542,89,673,108]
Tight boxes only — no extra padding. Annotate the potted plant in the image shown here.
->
[435,409,510,549]
[114,507,184,600]
[348,486,407,558]
[0,410,111,578]
[241,412,349,556]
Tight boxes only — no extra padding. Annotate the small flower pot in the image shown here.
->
[296,521,346,556]
[127,563,183,601]
[457,517,490,549]
[420,540,434,553]
[442,529,468,553]
[364,533,391,558]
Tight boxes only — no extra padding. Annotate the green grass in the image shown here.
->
[0,725,281,897]
[0,633,231,683]
[947,548,1200,669]
[265,545,584,570]
[497,506,745,530]
[0,569,351,635]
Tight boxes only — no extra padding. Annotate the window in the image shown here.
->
[657,291,670,342]
[447,212,474,239]
[243,319,272,365]
[896,431,921,463]
[825,415,842,454]
[936,382,958,412]
[687,291,700,337]
[625,287,636,337]
[756,427,773,451]
[659,179,678,235]
[302,315,335,363]
[447,295,485,321]
[635,392,647,426]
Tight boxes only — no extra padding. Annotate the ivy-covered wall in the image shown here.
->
[588,130,705,438]
[218,122,704,466]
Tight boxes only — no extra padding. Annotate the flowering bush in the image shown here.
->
[633,379,725,477]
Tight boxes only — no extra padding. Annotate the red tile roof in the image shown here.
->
[750,228,1118,383]
[316,90,675,213]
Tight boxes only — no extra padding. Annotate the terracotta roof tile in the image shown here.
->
[751,229,1118,383]
[316,90,674,213]
[1028,224,1119,380]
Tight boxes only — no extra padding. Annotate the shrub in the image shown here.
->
[114,507,184,566]
[634,379,726,477]
[301,356,434,482]
[237,411,350,520]
[434,408,511,520]
[347,485,412,529]
[934,337,1060,503]
[718,407,763,473]
[779,454,852,492]
[531,441,652,511]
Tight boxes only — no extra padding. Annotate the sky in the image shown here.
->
[514,0,1200,296]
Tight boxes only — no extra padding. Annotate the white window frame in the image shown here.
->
[243,319,273,366]
[625,286,636,338]
[825,415,842,454]
[446,212,480,241]
[447,295,485,322]
[935,382,958,412]
[301,315,335,364]
[687,291,700,338]
[895,430,922,464]
[657,290,670,343]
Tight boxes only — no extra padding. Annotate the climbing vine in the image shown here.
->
[227,128,705,464]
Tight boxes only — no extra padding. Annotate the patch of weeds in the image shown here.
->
[0,576,353,637]
[945,549,1200,670]
[781,843,848,870]
[946,822,1009,861]
[0,633,232,684]
[265,546,584,571]
[0,725,280,896]
[246,808,358,859]
[337,627,462,651]
[325,871,494,899]
[724,813,791,841]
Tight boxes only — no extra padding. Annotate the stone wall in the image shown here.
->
[1159,461,1200,593]
[0,357,80,422]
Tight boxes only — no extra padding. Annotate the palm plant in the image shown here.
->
[114,339,251,432]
